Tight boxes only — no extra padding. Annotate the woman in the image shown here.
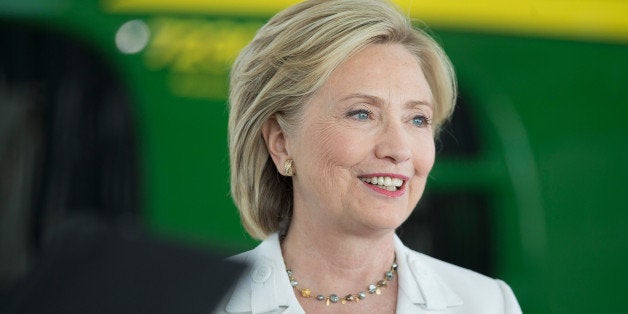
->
[217,0,522,313]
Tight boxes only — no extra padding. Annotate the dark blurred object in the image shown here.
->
[435,93,481,158]
[399,191,492,275]
[0,21,140,303]
[7,219,244,314]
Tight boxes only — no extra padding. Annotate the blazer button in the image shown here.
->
[252,265,272,283]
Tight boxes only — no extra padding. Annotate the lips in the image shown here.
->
[360,176,404,191]
[358,173,409,199]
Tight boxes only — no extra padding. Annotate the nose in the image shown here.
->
[374,121,412,164]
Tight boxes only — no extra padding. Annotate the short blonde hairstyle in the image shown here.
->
[229,0,456,239]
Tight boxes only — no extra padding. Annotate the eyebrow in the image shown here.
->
[338,93,433,108]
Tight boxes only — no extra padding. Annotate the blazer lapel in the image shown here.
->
[394,235,464,312]
[223,234,463,313]
[224,233,300,314]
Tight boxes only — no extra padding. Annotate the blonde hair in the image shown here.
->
[229,0,456,239]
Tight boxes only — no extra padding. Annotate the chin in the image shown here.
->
[363,210,411,231]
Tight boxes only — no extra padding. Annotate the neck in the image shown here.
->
[280,216,397,296]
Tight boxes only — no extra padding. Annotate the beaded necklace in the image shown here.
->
[285,259,397,306]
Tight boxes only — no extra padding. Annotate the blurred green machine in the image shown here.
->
[1,1,627,313]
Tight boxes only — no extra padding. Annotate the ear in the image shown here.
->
[261,116,290,174]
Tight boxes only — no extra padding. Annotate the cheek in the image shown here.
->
[408,138,435,208]
[301,124,364,177]
[413,137,436,174]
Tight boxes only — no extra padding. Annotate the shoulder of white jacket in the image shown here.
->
[399,241,521,313]
[221,233,298,313]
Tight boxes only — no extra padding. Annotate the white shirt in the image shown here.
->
[213,233,522,313]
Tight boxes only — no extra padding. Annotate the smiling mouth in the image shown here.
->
[360,176,404,192]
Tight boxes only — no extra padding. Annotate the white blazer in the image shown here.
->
[213,233,522,314]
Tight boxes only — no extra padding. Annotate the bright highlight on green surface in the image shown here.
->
[104,0,628,43]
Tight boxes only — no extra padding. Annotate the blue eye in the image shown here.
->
[347,109,371,120]
[356,112,369,120]
[412,116,430,127]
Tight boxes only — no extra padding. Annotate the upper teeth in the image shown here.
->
[360,176,404,190]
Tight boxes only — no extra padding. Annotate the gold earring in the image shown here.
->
[284,159,294,176]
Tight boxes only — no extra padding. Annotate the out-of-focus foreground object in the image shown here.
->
[7,218,244,314]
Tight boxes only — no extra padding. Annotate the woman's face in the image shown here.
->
[288,43,435,235]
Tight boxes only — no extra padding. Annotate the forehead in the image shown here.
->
[322,43,434,105]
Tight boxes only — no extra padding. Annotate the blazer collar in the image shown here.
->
[225,233,300,313]
[223,233,463,313]
[394,234,464,311]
